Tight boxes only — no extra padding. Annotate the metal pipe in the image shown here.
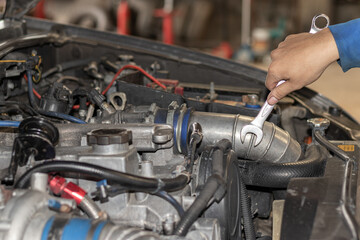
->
[1,190,50,240]
[189,112,301,163]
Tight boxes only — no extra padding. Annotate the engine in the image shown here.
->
[0,14,358,240]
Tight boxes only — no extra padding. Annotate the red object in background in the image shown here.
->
[162,12,174,45]
[117,1,130,35]
[212,42,233,59]
[49,176,86,205]
[154,9,174,45]
[34,0,46,19]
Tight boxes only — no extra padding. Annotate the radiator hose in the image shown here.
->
[238,144,327,188]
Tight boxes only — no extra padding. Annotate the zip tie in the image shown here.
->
[151,178,165,194]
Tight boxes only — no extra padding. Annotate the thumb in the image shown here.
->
[267,81,294,105]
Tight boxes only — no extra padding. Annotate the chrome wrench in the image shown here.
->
[240,14,329,146]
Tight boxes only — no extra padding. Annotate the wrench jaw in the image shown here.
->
[240,125,264,147]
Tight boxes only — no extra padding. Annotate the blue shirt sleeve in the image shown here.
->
[329,18,360,72]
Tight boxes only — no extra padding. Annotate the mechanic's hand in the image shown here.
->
[266,28,339,105]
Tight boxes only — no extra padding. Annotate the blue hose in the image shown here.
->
[39,111,86,124]
[0,121,20,127]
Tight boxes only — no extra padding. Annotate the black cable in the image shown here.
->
[0,101,38,117]
[42,58,93,78]
[155,191,185,217]
[15,161,190,193]
[95,185,184,217]
[27,70,38,110]
[186,137,197,173]
[173,139,232,236]
[238,172,256,240]
[173,174,222,236]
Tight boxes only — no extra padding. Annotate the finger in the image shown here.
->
[267,81,297,105]
[265,72,278,91]
[284,34,297,41]
[265,63,284,90]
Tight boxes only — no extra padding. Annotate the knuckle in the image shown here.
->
[273,87,286,99]
[268,62,279,75]
[270,49,278,59]
[285,34,296,41]
[292,81,304,91]
[265,78,272,89]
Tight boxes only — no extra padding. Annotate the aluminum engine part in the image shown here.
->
[52,126,188,233]
[0,188,219,240]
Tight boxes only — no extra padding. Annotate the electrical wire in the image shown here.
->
[39,111,86,124]
[155,191,185,217]
[72,102,90,110]
[0,60,26,63]
[24,74,41,99]
[26,71,86,124]
[27,71,39,109]
[102,64,166,95]
[72,65,166,110]
[0,120,20,127]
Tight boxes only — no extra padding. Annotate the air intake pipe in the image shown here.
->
[53,105,301,164]
[155,105,302,163]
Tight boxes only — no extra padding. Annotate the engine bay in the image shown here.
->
[0,11,358,240]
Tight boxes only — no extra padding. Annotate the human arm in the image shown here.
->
[265,19,360,105]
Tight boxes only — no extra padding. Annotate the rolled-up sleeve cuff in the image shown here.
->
[329,18,360,72]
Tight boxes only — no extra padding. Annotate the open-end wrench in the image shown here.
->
[240,14,329,146]
[240,80,285,146]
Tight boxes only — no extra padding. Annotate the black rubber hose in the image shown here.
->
[173,139,231,236]
[15,161,189,192]
[239,173,256,240]
[186,137,197,173]
[173,174,223,236]
[238,144,327,188]
[42,58,93,78]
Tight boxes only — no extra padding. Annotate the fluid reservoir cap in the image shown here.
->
[87,129,132,145]
[307,118,330,129]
